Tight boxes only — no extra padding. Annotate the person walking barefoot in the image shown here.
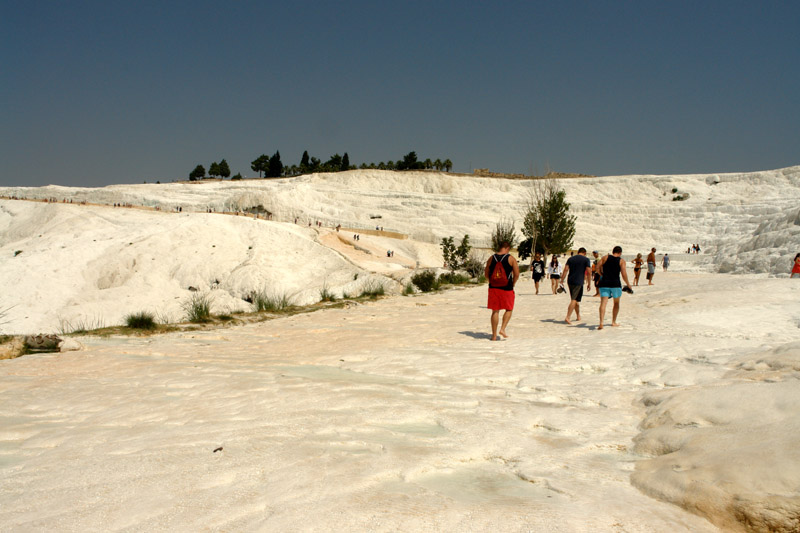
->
[596,246,633,330]
[548,255,562,294]
[646,247,657,285]
[562,247,592,324]
[530,253,545,294]
[591,250,602,296]
[485,241,520,341]
[632,253,643,286]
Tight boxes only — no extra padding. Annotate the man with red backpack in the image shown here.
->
[484,241,520,341]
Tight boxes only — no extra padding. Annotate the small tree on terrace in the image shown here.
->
[443,159,453,172]
[208,161,220,179]
[440,235,473,273]
[341,152,350,171]
[520,178,576,260]
[491,218,517,252]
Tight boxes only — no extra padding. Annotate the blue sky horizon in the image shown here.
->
[2,1,799,187]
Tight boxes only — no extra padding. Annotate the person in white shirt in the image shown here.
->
[548,255,562,295]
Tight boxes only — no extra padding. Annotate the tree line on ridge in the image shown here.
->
[188,151,453,181]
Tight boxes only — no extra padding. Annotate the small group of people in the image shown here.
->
[485,244,638,340]
[386,250,395,257]
[353,234,361,241]
[688,243,701,254]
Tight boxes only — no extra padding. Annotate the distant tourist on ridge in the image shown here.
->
[662,253,670,272]
[485,241,520,341]
[596,246,633,330]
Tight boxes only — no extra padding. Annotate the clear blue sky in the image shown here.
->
[2,1,799,187]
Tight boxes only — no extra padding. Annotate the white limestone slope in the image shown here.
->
[1,273,799,531]
[1,166,799,334]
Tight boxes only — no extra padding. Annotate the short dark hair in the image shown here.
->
[499,241,511,250]
[612,245,622,254]
[578,247,586,254]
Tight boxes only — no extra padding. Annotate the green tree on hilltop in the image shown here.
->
[300,150,310,174]
[267,151,283,178]
[189,164,206,181]
[218,159,231,178]
[208,161,220,179]
[251,154,269,178]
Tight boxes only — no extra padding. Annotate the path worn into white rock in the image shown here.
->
[2,273,799,531]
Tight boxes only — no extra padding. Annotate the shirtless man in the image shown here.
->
[646,247,657,285]
[484,241,520,341]
[596,246,633,330]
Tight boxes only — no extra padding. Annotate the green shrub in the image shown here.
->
[359,280,385,299]
[57,316,106,335]
[319,285,336,302]
[463,253,485,278]
[491,218,517,252]
[249,289,290,312]
[183,293,214,323]
[412,270,440,292]
[403,283,415,295]
[125,311,157,330]
[477,274,487,284]
[438,272,470,285]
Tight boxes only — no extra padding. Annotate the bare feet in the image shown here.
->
[565,317,572,325]
[576,314,581,321]
[612,322,620,327]
[491,335,498,341]
[598,324,604,330]
[499,330,508,338]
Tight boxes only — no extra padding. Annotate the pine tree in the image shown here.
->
[218,159,231,178]
[251,154,269,177]
[520,179,576,259]
[208,161,220,178]
[268,151,283,177]
[341,152,350,171]
[300,151,310,173]
[189,165,206,181]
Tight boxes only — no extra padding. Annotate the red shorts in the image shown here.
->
[488,288,515,311]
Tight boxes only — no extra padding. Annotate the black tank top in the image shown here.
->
[490,254,514,291]
[599,256,622,288]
